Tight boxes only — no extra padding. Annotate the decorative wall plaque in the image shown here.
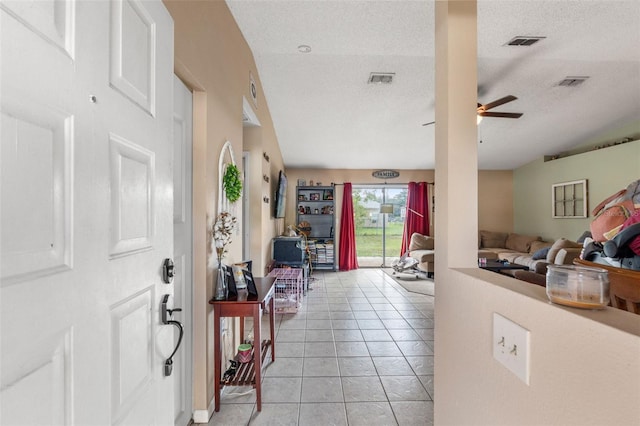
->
[372,170,400,179]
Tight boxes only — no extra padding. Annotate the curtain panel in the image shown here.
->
[338,182,359,270]
[401,182,431,254]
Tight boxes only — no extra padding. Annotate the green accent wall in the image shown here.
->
[514,140,639,242]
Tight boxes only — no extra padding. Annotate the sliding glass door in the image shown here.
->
[353,185,407,267]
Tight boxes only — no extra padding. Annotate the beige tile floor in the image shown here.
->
[205,268,434,426]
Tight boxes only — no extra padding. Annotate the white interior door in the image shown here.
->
[172,76,193,426]
[1,1,175,424]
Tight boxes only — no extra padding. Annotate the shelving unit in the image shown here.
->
[220,340,271,386]
[296,186,336,270]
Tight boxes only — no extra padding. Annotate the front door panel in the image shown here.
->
[0,1,175,424]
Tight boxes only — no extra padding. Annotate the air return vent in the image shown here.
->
[368,72,395,84]
[506,36,545,46]
[558,76,589,87]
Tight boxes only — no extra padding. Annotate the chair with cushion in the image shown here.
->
[408,233,435,278]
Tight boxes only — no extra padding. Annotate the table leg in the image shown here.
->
[213,308,222,412]
[240,317,245,344]
[253,304,262,411]
[269,296,275,361]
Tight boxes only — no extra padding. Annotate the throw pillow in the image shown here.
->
[531,247,550,260]
[409,233,434,251]
[529,240,552,254]
[546,238,583,263]
[479,230,508,248]
[505,233,541,253]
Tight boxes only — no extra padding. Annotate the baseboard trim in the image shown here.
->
[192,407,209,424]
[193,396,217,424]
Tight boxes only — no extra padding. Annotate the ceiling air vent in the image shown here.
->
[368,72,395,84]
[506,36,545,46]
[557,76,589,87]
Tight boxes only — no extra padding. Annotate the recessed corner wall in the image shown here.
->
[478,170,513,233]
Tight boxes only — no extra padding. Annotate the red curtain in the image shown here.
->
[400,182,431,254]
[339,183,359,270]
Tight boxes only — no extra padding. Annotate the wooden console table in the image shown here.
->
[209,276,276,412]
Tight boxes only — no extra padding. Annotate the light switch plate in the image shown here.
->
[493,313,530,384]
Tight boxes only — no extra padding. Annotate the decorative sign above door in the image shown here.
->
[372,170,400,179]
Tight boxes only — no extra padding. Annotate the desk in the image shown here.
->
[209,276,276,412]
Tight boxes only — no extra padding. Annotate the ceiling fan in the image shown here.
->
[422,95,523,126]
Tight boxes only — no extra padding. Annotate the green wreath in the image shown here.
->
[223,163,242,202]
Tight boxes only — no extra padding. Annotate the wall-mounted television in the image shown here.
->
[274,170,287,218]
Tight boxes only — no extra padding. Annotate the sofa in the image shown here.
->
[408,230,584,281]
[408,233,435,277]
[478,230,583,275]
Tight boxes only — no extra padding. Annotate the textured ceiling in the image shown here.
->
[227,0,640,170]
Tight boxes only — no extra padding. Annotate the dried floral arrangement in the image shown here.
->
[212,212,237,262]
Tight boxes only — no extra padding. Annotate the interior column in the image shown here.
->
[434,0,478,270]
[433,1,479,424]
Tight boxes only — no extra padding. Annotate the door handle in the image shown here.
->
[161,294,184,376]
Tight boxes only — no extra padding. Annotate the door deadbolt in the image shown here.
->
[162,258,175,284]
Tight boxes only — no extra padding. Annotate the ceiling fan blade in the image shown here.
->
[422,121,435,126]
[478,95,518,112]
[479,111,523,119]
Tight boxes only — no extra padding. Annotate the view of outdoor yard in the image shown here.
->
[355,222,404,257]
[353,186,408,264]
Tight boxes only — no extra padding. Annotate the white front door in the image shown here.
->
[172,76,193,426]
[1,1,175,425]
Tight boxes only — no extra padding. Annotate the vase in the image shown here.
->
[214,261,227,300]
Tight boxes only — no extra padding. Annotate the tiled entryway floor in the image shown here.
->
[206,268,434,426]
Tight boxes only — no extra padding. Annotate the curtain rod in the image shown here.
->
[332,182,434,186]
